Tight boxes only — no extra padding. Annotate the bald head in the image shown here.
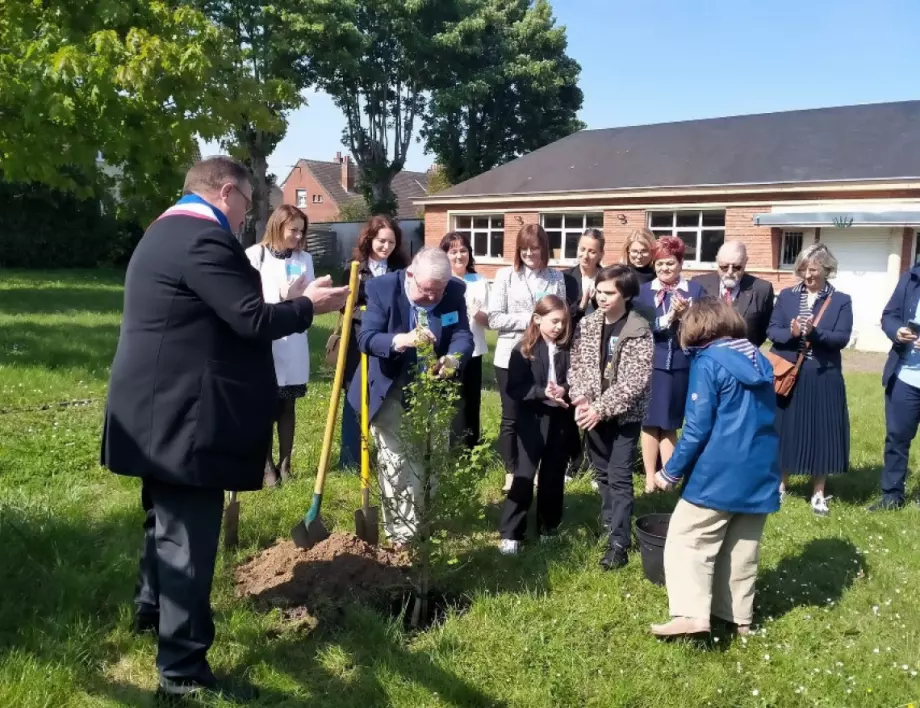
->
[716,240,748,289]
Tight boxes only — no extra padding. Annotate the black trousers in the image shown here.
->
[499,405,568,540]
[883,378,920,503]
[456,355,483,448]
[564,407,586,475]
[494,366,519,472]
[585,419,642,550]
[134,477,225,682]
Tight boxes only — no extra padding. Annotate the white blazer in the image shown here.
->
[457,273,489,358]
[245,245,315,387]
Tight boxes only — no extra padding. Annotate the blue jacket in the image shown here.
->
[881,266,920,388]
[767,286,853,369]
[347,270,474,422]
[662,341,780,514]
[637,278,707,371]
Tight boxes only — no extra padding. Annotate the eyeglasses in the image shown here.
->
[231,184,253,213]
[411,274,445,298]
[718,263,744,273]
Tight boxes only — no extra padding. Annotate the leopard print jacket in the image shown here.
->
[567,308,654,424]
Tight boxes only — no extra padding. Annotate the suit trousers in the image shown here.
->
[455,355,483,448]
[585,419,641,549]
[883,377,920,504]
[133,477,224,682]
[499,404,568,540]
[663,498,767,625]
[494,366,519,473]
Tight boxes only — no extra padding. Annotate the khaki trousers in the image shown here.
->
[371,392,427,545]
[663,498,767,625]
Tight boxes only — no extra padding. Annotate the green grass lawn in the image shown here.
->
[1,269,919,708]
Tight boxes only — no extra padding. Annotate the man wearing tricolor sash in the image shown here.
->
[101,156,348,700]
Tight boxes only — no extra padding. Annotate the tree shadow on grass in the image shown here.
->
[784,467,881,506]
[755,537,863,621]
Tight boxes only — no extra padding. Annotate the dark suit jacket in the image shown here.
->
[881,265,920,388]
[348,270,475,421]
[507,339,570,405]
[693,272,775,347]
[101,211,314,491]
[564,265,599,324]
[767,286,853,369]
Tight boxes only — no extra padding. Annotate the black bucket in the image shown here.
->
[634,513,671,586]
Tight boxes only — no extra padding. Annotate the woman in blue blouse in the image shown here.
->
[768,243,852,517]
[637,236,706,493]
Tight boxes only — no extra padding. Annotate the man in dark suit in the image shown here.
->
[693,240,775,347]
[347,247,474,546]
[101,156,348,700]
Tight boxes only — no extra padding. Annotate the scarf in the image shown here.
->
[654,280,680,309]
[156,193,232,233]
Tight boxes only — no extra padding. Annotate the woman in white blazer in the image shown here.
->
[245,205,315,487]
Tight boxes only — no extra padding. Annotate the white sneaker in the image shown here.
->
[590,479,599,492]
[499,539,520,555]
[502,473,513,493]
[811,493,830,516]
[564,475,574,485]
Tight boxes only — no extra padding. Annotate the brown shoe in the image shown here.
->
[263,460,280,488]
[650,617,711,638]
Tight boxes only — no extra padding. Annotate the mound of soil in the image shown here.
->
[235,533,412,617]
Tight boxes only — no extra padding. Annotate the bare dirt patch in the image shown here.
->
[236,533,412,621]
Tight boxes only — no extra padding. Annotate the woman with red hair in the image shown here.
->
[636,236,707,493]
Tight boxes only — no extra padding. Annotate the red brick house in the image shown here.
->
[280,153,429,222]
[417,100,920,351]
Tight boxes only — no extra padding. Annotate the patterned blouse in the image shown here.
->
[792,281,834,358]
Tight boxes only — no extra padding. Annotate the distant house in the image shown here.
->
[280,153,429,222]
[417,100,920,352]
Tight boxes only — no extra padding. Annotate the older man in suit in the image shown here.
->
[693,241,775,347]
[102,156,349,701]
[348,247,474,546]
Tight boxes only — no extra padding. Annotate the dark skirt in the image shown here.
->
[775,360,849,476]
[278,384,307,400]
[643,368,690,431]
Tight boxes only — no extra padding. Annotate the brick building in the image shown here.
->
[417,100,920,351]
[280,153,429,222]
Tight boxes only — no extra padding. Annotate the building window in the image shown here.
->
[541,212,603,262]
[648,210,725,263]
[312,194,323,203]
[781,231,804,269]
[295,189,307,207]
[453,214,505,259]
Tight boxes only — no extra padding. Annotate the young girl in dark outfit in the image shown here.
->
[499,295,573,555]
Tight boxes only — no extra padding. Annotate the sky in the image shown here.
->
[201,0,920,181]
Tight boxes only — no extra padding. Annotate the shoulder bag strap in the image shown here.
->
[793,293,834,374]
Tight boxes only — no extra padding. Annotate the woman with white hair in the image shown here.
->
[766,243,853,516]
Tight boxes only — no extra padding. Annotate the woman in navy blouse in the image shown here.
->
[637,236,706,493]
[767,243,852,517]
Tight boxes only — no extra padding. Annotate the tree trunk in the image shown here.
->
[242,132,270,247]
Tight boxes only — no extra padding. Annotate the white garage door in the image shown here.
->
[820,228,894,352]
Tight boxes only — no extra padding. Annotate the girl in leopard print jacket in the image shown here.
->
[567,265,654,570]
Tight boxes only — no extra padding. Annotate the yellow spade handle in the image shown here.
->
[360,307,371,489]
[314,261,360,495]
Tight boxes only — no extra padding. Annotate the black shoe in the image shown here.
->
[131,612,159,636]
[156,676,259,704]
[867,498,905,512]
[600,544,628,571]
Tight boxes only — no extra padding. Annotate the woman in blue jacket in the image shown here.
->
[651,298,780,639]
[767,243,852,517]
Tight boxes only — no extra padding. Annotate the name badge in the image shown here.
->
[535,290,550,301]
[285,262,304,279]
[463,273,479,283]
[441,311,459,326]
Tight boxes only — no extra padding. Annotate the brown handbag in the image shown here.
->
[766,294,833,397]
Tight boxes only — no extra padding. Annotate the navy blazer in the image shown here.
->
[347,270,475,421]
[767,286,853,369]
[637,279,707,371]
[881,266,920,388]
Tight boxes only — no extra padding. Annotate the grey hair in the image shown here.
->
[410,246,452,283]
[717,240,748,263]
[794,242,838,279]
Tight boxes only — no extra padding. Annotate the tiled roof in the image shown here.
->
[427,100,920,200]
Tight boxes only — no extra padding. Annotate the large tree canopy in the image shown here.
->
[0,0,234,223]
[422,0,584,186]
[281,0,465,216]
